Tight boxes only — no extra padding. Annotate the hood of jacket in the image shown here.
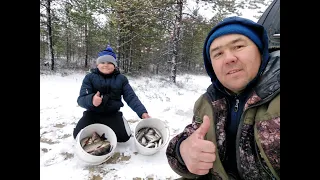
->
[203,16,270,84]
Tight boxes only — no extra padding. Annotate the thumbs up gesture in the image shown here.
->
[179,115,216,175]
[92,91,102,107]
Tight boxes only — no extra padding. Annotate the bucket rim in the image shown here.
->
[75,123,117,164]
[133,118,170,151]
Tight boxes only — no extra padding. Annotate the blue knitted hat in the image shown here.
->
[98,45,117,59]
[96,45,117,67]
[205,23,263,60]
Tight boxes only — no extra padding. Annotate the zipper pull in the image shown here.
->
[234,98,239,112]
[86,89,88,94]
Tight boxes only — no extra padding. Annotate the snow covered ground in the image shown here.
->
[40,71,211,180]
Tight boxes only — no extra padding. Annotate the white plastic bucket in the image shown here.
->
[75,123,117,165]
[134,118,170,156]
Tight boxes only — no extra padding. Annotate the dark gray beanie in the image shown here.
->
[96,55,117,67]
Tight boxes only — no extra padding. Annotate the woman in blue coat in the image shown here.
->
[73,45,150,142]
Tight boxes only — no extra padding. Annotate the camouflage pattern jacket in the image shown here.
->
[166,51,280,180]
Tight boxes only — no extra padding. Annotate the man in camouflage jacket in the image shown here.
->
[166,16,280,180]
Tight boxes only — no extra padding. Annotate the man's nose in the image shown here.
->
[224,50,237,64]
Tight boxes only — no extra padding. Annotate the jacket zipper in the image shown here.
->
[234,98,239,112]
[236,89,280,180]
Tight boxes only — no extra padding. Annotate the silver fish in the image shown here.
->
[141,137,147,145]
[135,127,163,148]
[80,131,112,156]
[153,128,162,138]
[99,133,107,141]
[86,132,100,145]
[154,133,160,139]
[158,138,162,146]
[147,129,154,135]
[149,136,161,143]
[81,132,106,147]
[144,128,152,134]
[135,130,142,138]
[136,130,145,142]
[90,141,112,156]
[138,127,148,133]
[144,134,157,141]
[80,137,90,147]
[83,140,106,153]
[145,142,155,148]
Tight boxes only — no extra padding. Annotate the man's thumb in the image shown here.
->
[197,115,211,139]
[95,91,100,96]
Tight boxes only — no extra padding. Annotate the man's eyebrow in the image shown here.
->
[210,37,245,53]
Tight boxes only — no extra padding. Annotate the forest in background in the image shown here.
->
[40,0,272,82]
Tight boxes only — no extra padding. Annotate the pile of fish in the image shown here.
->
[80,132,112,156]
[135,127,163,148]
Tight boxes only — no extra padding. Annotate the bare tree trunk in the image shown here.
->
[84,23,89,68]
[46,0,54,70]
[122,37,126,72]
[129,35,132,72]
[121,33,125,72]
[66,34,70,64]
[40,33,46,60]
[156,64,159,74]
[65,4,71,64]
[116,22,121,68]
[170,0,183,83]
[188,29,194,71]
[125,34,131,73]
[66,25,71,64]
[123,36,126,72]
[125,39,128,73]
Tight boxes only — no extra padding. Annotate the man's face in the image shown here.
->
[209,34,261,94]
[97,62,115,74]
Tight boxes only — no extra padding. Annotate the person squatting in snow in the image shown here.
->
[73,45,151,142]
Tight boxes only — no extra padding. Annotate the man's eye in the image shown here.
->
[213,52,222,58]
[235,45,244,49]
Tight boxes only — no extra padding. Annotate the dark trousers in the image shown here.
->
[73,111,131,142]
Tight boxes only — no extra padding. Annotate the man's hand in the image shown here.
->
[179,115,216,175]
[141,113,151,119]
[92,91,102,107]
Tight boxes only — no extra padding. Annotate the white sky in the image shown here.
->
[94,0,269,26]
[40,71,211,179]
[184,0,269,22]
